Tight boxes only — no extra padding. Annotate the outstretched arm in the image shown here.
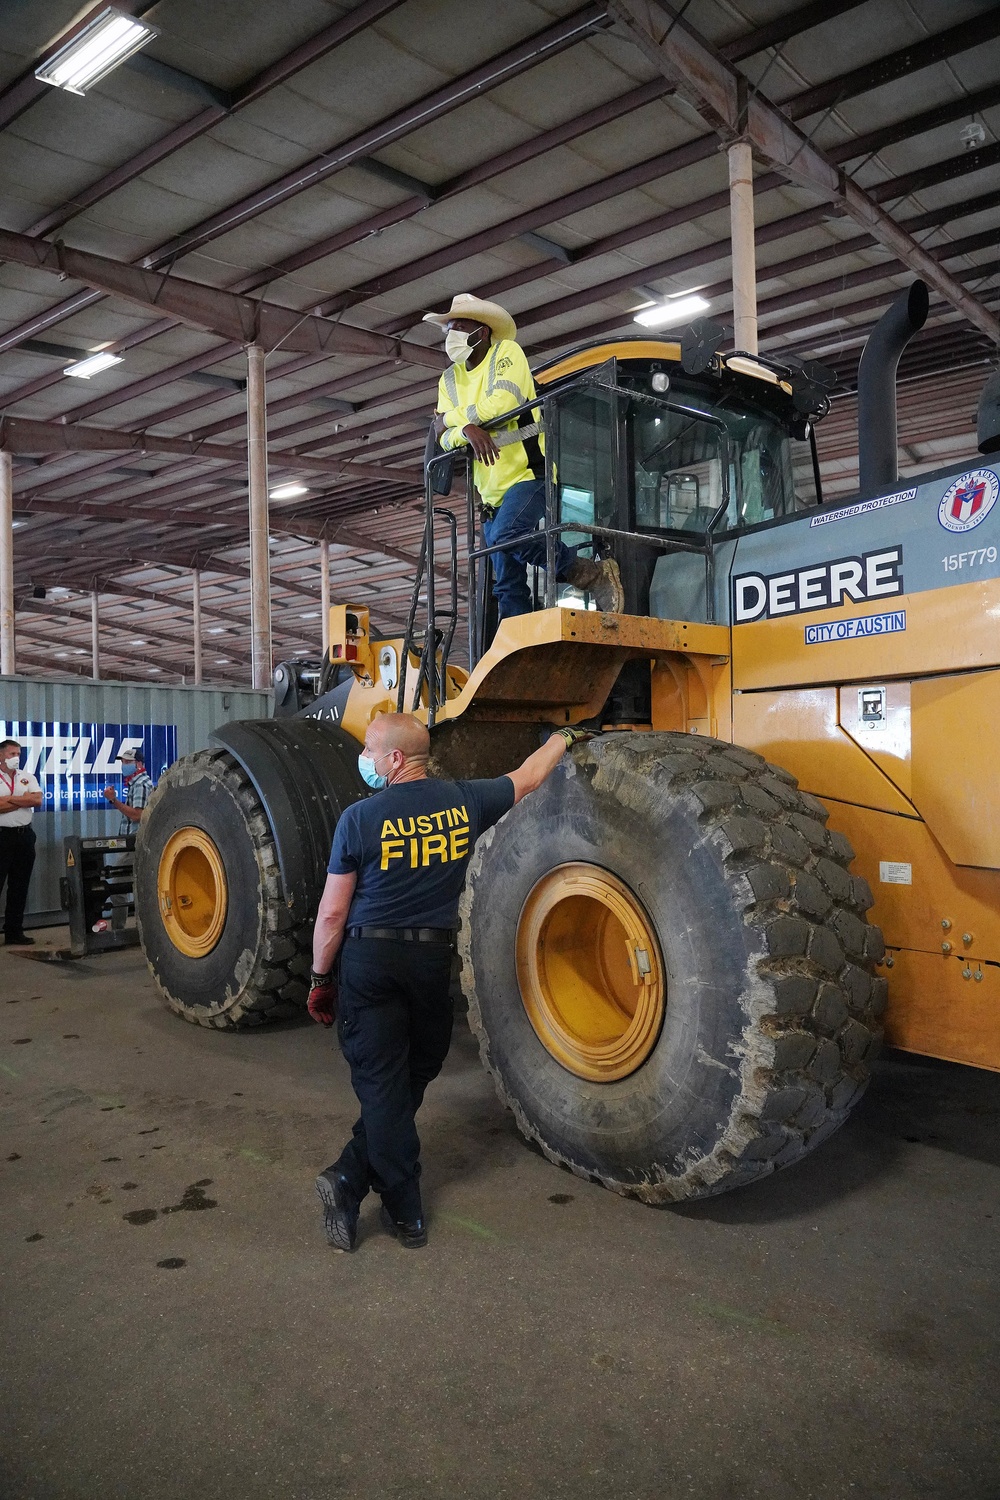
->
[506,728,595,805]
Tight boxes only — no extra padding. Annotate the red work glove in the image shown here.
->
[307,972,338,1027]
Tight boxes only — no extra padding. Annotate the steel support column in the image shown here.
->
[320,538,331,656]
[90,589,100,681]
[247,345,271,691]
[0,451,14,676]
[728,139,758,355]
[192,568,203,686]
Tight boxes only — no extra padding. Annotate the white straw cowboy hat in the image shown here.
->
[422,293,516,342]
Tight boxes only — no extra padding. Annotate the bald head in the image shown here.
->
[365,713,430,781]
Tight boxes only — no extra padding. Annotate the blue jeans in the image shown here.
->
[482,478,577,620]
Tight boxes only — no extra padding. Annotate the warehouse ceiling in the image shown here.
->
[0,0,997,684]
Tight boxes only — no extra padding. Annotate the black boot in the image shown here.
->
[315,1170,361,1252]
[380,1203,428,1249]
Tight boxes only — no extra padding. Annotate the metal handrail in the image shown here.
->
[467,519,707,563]
[397,465,459,722]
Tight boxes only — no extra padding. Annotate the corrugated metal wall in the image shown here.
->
[0,674,272,924]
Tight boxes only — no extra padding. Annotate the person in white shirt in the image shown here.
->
[0,739,43,946]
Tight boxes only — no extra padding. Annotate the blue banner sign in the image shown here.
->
[0,721,177,811]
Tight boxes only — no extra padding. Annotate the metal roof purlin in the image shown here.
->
[0,227,445,368]
[0,414,420,486]
[147,3,611,267]
[226,0,873,299]
[0,0,861,370]
[18,0,410,238]
[607,0,1000,343]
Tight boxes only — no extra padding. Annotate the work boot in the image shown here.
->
[315,1170,360,1252]
[380,1203,428,1249]
[4,933,34,946]
[564,557,625,613]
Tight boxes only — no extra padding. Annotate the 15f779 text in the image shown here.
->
[942,547,997,571]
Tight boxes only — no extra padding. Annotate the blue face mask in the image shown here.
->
[358,752,388,790]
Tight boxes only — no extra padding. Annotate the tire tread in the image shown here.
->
[136,748,315,1030]
[462,729,886,1203]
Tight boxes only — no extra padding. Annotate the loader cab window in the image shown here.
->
[551,385,616,555]
[720,405,815,526]
[736,418,797,526]
[545,371,816,557]
[630,404,725,533]
[551,385,727,541]
[619,368,818,528]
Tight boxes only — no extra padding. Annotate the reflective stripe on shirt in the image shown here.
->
[435,339,544,509]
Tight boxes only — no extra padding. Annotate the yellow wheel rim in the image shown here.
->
[515,863,665,1082]
[157,826,228,958]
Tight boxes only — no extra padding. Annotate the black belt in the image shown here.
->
[347,926,455,945]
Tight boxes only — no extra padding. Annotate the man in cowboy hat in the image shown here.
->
[424,293,623,619]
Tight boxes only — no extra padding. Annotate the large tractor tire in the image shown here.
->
[135,722,364,1029]
[460,731,886,1203]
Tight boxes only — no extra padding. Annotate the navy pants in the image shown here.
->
[482,477,578,619]
[330,936,454,1222]
[0,825,36,940]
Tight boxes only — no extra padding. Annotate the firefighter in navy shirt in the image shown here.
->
[310,710,591,1252]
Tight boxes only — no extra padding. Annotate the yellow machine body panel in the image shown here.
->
[909,669,1000,869]
[731,686,915,816]
[717,460,1000,1071]
[869,948,1000,1071]
[435,609,729,727]
[732,574,1000,690]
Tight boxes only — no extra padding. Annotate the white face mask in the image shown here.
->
[4,755,19,771]
[445,329,481,365]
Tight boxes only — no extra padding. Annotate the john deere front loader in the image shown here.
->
[134,282,1000,1203]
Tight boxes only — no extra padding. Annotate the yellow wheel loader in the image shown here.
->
[134,282,1000,1203]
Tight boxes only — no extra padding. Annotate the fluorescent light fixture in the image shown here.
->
[207,627,226,635]
[300,611,320,619]
[64,350,123,379]
[269,482,309,501]
[147,667,161,674]
[35,8,158,96]
[634,293,710,329]
[130,639,146,645]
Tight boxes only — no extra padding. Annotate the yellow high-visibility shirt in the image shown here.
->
[436,338,544,511]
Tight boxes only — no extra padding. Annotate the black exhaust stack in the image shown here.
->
[857,280,929,494]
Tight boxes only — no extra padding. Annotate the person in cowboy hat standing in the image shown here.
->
[424,293,623,620]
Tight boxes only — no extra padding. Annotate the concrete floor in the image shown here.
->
[1,935,998,1500]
